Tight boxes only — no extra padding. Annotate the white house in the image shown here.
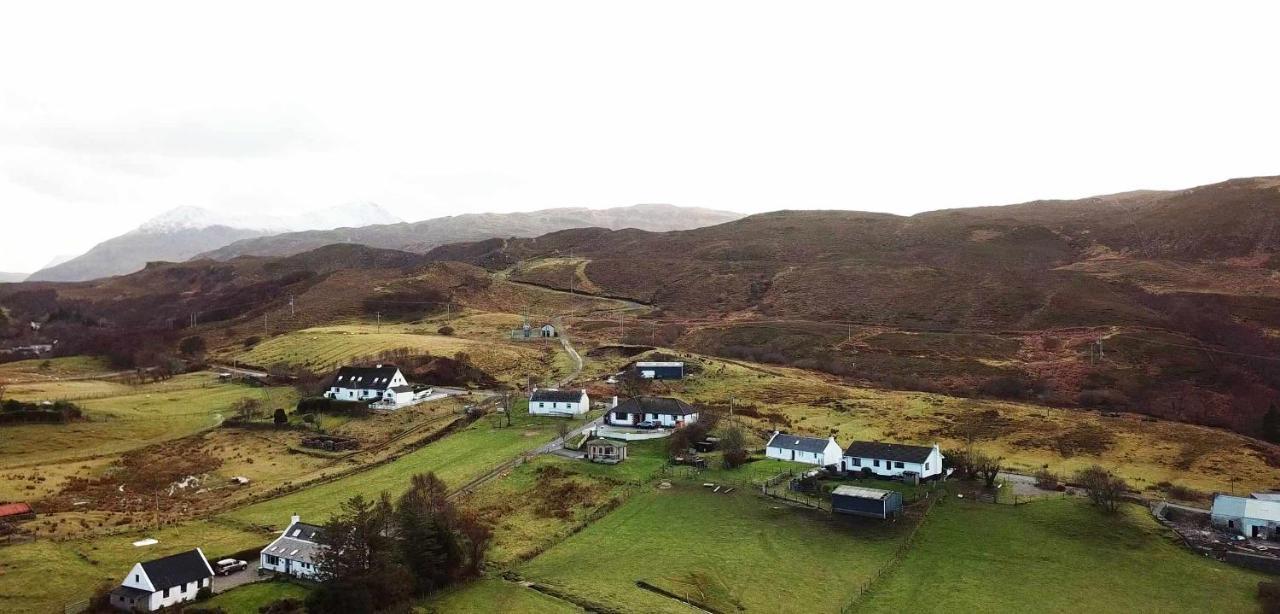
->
[765,432,844,467]
[540,324,557,337]
[606,396,699,428]
[109,548,214,612]
[529,389,590,416]
[324,365,409,404]
[260,514,324,579]
[842,441,944,481]
[1211,494,1280,539]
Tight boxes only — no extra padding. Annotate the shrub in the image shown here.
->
[179,335,207,357]
[296,397,370,417]
[243,335,262,349]
[437,325,455,336]
[1033,468,1060,490]
[273,408,288,426]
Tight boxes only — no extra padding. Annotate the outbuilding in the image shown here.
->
[585,439,627,464]
[0,502,35,522]
[1211,494,1280,539]
[633,361,684,380]
[831,485,903,519]
[764,432,844,467]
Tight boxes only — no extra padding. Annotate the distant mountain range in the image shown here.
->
[193,204,744,261]
[0,272,28,283]
[27,203,402,282]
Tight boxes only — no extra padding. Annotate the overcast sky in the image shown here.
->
[2,1,1278,273]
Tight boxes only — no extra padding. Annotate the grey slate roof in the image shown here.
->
[767,433,832,454]
[843,441,935,464]
[263,521,324,564]
[330,365,400,391]
[140,549,213,589]
[612,396,698,416]
[531,389,584,403]
[389,385,414,393]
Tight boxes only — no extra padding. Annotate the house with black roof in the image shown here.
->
[529,388,590,416]
[109,548,214,612]
[261,514,324,579]
[606,396,700,428]
[765,432,844,467]
[842,441,944,481]
[323,364,430,408]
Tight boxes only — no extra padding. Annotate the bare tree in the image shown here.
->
[1075,465,1128,513]
[233,397,262,420]
[972,451,1003,488]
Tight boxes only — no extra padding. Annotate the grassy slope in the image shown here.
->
[420,579,581,614]
[858,498,1263,614]
[520,485,908,614]
[201,581,311,614]
[0,355,113,383]
[0,374,298,469]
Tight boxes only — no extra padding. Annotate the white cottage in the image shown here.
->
[765,432,844,467]
[1211,494,1280,539]
[109,548,214,612]
[260,515,324,579]
[529,389,590,416]
[324,365,408,403]
[606,397,699,428]
[842,441,944,481]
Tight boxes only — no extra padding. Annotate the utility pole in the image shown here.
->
[619,312,625,341]
[263,313,268,335]
[289,294,295,317]
[376,311,382,332]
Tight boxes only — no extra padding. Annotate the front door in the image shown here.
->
[1254,525,1265,538]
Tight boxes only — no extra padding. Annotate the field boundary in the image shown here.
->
[841,493,940,613]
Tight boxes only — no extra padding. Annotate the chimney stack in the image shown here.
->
[291,513,300,525]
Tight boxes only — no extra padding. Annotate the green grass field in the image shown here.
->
[0,355,113,383]
[858,498,1263,613]
[0,374,297,469]
[420,579,581,613]
[201,581,311,614]
[519,485,909,613]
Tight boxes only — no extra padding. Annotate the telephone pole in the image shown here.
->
[289,294,295,317]
[376,311,382,332]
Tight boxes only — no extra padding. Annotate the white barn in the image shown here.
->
[260,514,324,579]
[606,397,699,428]
[765,432,844,467]
[109,548,214,612]
[324,365,408,404]
[842,441,944,481]
[1211,494,1280,539]
[529,389,590,416]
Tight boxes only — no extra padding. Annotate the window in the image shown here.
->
[874,459,881,467]
[850,458,861,467]
[924,462,930,470]
[135,574,140,583]
[265,554,280,566]
[894,461,904,469]
[163,587,170,598]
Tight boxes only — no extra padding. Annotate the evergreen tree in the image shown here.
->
[1263,404,1280,444]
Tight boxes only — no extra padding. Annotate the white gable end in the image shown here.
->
[121,562,155,592]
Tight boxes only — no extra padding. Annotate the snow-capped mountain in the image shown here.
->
[28,203,403,282]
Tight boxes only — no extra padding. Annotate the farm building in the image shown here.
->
[0,502,35,522]
[764,432,844,467]
[633,361,684,380]
[842,441,944,482]
[510,322,557,340]
[585,438,627,464]
[109,548,214,612]
[260,514,324,579]
[1211,494,1280,539]
[529,388,590,416]
[831,485,903,519]
[541,324,557,337]
[606,396,699,428]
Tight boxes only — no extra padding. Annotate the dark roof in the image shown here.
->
[531,389,584,403]
[283,521,324,541]
[331,365,399,391]
[767,433,832,454]
[843,441,935,464]
[612,396,698,416]
[140,549,212,589]
[585,438,624,447]
[389,385,414,393]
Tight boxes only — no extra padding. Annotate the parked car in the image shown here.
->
[214,559,248,576]
[637,420,659,429]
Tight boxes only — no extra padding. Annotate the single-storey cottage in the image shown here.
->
[109,548,214,612]
[831,485,903,519]
[842,441,944,481]
[1211,494,1280,539]
[260,514,324,579]
[764,432,844,467]
[606,396,699,428]
[529,389,590,416]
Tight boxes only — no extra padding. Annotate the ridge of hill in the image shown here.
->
[194,204,743,261]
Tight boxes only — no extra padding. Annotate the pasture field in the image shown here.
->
[201,581,311,614]
[0,355,113,383]
[229,324,557,384]
[858,497,1263,613]
[678,356,1280,494]
[420,579,581,613]
[0,374,298,469]
[519,484,910,613]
